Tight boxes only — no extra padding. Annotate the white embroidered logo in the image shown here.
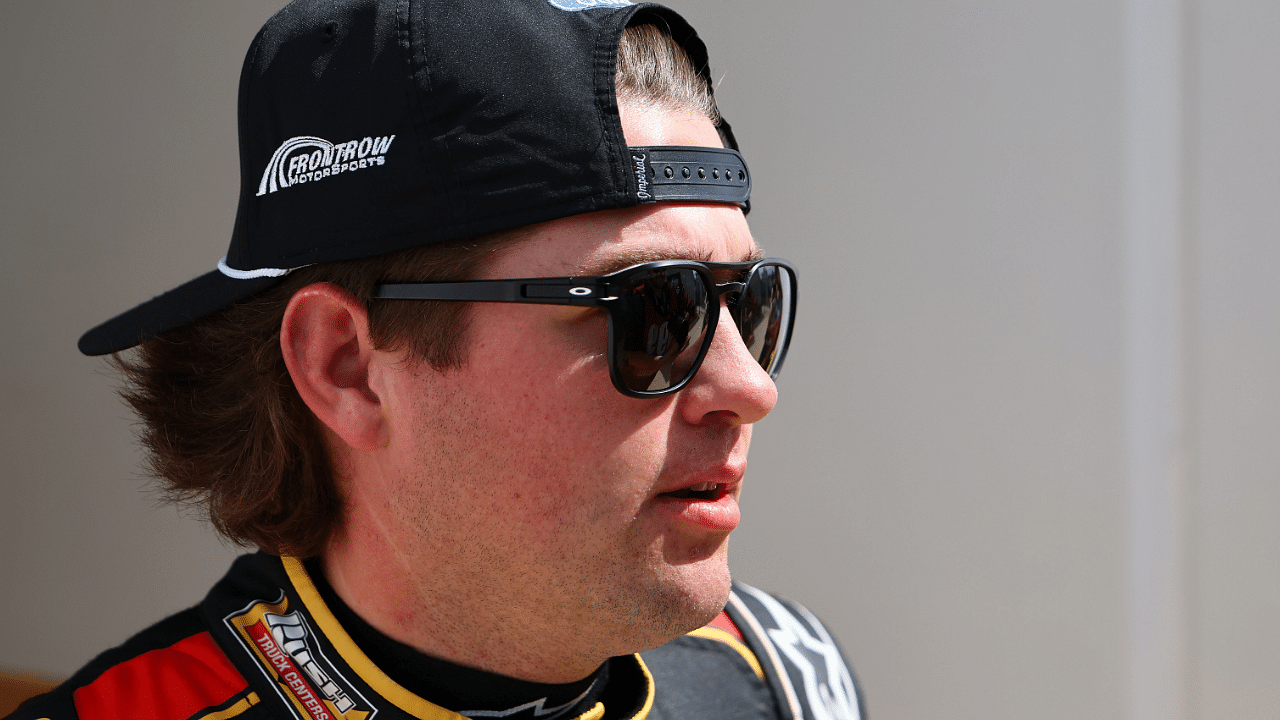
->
[457,679,598,718]
[741,585,861,720]
[632,153,651,200]
[546,0,631,11]
[257,134,395,196]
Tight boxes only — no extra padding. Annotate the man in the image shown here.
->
[10,1,862,719]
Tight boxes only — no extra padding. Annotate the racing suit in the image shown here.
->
[7,553,863,720]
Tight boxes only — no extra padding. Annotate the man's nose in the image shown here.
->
[677,309,779,425]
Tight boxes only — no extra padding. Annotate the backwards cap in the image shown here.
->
[79,0,751,356]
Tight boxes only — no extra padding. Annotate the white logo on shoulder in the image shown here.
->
[740,585,861,720]
[546,0,631,11]
[257,134,395,196]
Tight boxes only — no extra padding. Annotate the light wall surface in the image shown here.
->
[2,1,1277,719]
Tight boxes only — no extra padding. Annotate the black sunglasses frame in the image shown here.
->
[373,258,797,398]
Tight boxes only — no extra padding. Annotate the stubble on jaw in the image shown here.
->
[402,469,734,656]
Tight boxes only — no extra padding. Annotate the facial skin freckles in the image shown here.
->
[322,100,778,684]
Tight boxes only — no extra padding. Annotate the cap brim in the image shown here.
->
[78,270,283,356]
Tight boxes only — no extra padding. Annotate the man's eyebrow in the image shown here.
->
[572,245,764,276]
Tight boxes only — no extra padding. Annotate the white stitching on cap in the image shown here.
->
[217,257,295,280]
[546,0,631,10]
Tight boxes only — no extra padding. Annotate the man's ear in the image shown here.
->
[281,283,388,452]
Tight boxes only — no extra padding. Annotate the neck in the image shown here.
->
[305,557,610,717]
[322,512,612,684]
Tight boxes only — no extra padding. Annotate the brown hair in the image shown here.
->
[116,235,522,557]
[615,22,721,123]
[115,23,722,558]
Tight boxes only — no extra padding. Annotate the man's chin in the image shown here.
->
[635,551,734,646]
[679,551,734,618]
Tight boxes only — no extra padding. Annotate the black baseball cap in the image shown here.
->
[78,0,753,356]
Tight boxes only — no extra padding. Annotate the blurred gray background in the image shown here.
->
[3,0,1278,718]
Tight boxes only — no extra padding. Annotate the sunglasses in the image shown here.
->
[373,258,797,398]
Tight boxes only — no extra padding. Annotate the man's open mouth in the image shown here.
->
[661,482,726,501]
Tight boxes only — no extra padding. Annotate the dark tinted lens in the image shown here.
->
[737,263,793,375]
[613,268,710,393]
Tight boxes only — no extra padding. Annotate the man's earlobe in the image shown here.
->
[281,283,388,452]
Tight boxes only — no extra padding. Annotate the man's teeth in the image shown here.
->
[664,482,725,499]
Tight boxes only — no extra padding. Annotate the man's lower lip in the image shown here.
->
[651,493,740,532]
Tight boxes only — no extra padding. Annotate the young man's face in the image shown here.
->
[350,102,777,671]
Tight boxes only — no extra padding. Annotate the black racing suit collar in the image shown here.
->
[200,552,655,720]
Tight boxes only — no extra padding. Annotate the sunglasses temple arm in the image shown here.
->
[374,280,608,305]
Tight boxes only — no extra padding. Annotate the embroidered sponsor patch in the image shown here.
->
[546,0,631,11]
[225,593,376,720]
[257,134,395,196]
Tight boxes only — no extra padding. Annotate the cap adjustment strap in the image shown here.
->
[629,146,751,207]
